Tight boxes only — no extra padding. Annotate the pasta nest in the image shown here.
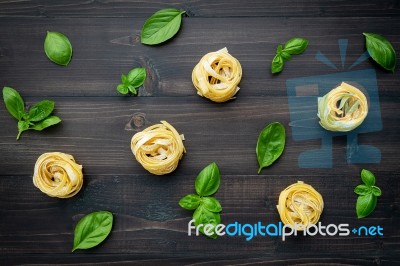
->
[318,82,368,132]
[277,181,324,230]
[33,152,83,198]
[131,121,186,175]
[192,47,242,102]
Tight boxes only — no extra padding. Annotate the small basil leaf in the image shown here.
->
[141,8,185,45]
[195,162,221,196]
[363,32,396,72]
[179,194,201,210]
[127,68,146,86]
[354,184,372,196]
[361,169,375,186]
[281,51,292,61]
[2,87,25,120]
[271,54,284,74]
[28,100,55,122]
[276,44,283,54]
[31,116,61,131]
[283,38,309,55]
[193,205,221,239]
[371,186,382,197]
[72,211,113,252]
[117,84,128,95]
[256,122,286,174]
[17,120,30,140]
[128,86,138,95]
[356,193,377,219]
[121,74,128,84]
[44,31,73,66]
[201,197,222,213]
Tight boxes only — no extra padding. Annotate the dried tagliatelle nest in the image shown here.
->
[33,152,83,198]
[277,181,324,230]
[131,121,185,175]
[192,47,242,102]
[318,82,368,132]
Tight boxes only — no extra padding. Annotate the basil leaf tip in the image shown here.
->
[44,31,73,66]
[141,8,185,45]
[72,211,113,252]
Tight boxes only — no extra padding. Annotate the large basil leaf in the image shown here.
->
[31,116,61,131]
[195,162,221,196]
[141,8,185,45]
[179,194,201,210]
[72,211,113,252]
[28,100,55,122]
[2,86,25,120]
[356,193,377,219]
[193,205,221,239]
[256,122,286,174]
[363,32,396,72]
[44,31,73,66]
[283,38,309,55]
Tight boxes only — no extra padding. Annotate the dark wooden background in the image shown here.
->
[1,1,399,265]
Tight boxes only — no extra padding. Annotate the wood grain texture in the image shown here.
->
[0,1,400,265]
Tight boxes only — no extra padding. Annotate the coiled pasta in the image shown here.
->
[277,181,324,230]
[33,152,83,198]
[318,82,368,132]
[131,121,185,175]
[192,47,242,102]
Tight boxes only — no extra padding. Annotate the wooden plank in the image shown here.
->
[0,97,398,176]
[0,0,399,18]
[1,173,399,258]
[0,17,399,98]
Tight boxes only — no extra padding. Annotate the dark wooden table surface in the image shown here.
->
[1,1,399,265]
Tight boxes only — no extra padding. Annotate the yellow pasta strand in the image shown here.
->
[318,82,368,132]
[131,121,186,175]
[192,47,242,102]
[33,152,83,198]
[277,181,324,230]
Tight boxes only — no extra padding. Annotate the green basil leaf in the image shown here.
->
[283,38,309,55]
[354,184,372,196]
[127,85,138,95]
[44,31,73,66]
[28,100,55,122]
[256,122,285,174]
[31,116,61,131]
[271,54,284,74]
[121,74,128,85]
[117,84,128,95]
[356,194,377,219]
[193,205,220,239]
[201,197,222,213]
[276,44,283,54]
[281,51,292,61]
[179,194,201,210]
[141,8,185,45]
[17,120,30,140]
[363,32,396,72]
[361,169,375,186]
[195,162,221,196]
[2,86,25,120]
[72,211,113,252]
[371,186,382,197]
[127,68,146,86]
